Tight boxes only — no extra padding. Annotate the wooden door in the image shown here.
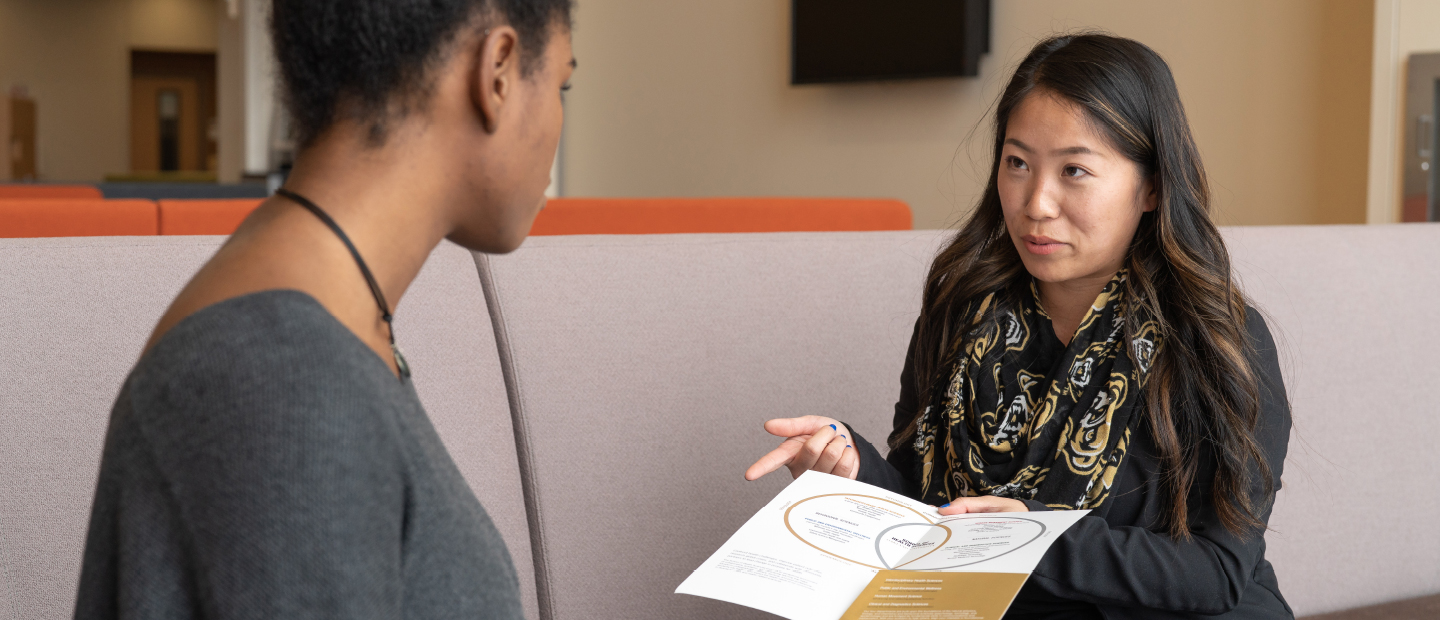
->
[130,76,200,172]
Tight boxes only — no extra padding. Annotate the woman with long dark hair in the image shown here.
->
[748,34,1292,619]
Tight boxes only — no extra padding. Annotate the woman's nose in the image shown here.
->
[1023,177,1061,221]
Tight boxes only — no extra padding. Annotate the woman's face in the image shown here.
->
[449,24,575,254]
[501,26,574,246]
[997,90,1155,287]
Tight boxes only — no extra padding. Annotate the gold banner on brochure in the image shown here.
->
[838,571,1029,620]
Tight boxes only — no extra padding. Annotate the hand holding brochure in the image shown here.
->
[676,471,1087,620]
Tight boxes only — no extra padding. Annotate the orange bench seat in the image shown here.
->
[153,196,913,236]
[0,199,157,237]
[1,196,914,237]
[529,197,911,235]
[158,199,265,235]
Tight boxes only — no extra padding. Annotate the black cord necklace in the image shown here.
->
[275,187,411,379]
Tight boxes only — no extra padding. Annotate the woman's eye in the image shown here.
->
[1063,165,1087,177]
[561,83,573,93]
[1007,156,1028,170]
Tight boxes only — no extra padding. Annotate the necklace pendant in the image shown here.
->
[392,342,411,379]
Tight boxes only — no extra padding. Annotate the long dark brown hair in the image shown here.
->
[893,34,1272,539]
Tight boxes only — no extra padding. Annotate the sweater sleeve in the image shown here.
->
[1022,308,1292,615]
[851,319,922,498]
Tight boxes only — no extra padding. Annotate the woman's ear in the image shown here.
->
[1142,175,1159,213]
[470,26,520,134]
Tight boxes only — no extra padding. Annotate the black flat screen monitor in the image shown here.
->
[791,0,990,85]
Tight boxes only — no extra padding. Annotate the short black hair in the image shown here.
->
[272,0,573,148]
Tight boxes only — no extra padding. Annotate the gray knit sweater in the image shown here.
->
[74,290,523,619]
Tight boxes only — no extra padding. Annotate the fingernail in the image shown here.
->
[941,503,951,508]
[846,445,852,449]
[829,424,836,430]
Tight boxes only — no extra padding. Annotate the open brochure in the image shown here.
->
[676,471,1087,620]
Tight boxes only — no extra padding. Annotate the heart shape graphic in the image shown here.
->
[783,494,936,570]
[892,516,1047,571]
[874,521,952,569]
[783,495,1050,571]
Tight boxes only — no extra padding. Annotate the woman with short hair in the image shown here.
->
[75,0,573,617]
[748,34,1292,619]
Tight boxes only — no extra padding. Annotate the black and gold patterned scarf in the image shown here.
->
[911,270,1161,511]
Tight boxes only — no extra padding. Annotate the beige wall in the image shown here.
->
[131,0,219,52]
[216,2,246,184]
[1319,0,1377,224]
[562,0,1374,228]
[0,0,131,182]
[0,0,217,182]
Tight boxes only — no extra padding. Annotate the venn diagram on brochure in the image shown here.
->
[781,493,1047,571]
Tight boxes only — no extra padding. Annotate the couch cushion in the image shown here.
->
[477,231,949,620]
[0,238,535,619]
[1226,224,1440,616]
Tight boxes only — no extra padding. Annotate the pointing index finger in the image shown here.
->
[744,437,805,481]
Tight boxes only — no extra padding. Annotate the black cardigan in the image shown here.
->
[850,308,1293,620]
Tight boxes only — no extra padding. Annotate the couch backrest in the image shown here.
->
[0,237,218,620]
[0,238,537,620]
[5,224,1436,619]
[476,231,948,620]
[1226,223,1440,616]
[481,226,1440,620]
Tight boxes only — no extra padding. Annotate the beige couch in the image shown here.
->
[1,227,1437,619]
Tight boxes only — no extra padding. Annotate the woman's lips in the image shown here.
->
[1021,235,1065,255]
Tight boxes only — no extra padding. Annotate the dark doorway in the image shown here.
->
[1403,52,1440,222]
[9,93,37,180]
[129,50,217,173]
